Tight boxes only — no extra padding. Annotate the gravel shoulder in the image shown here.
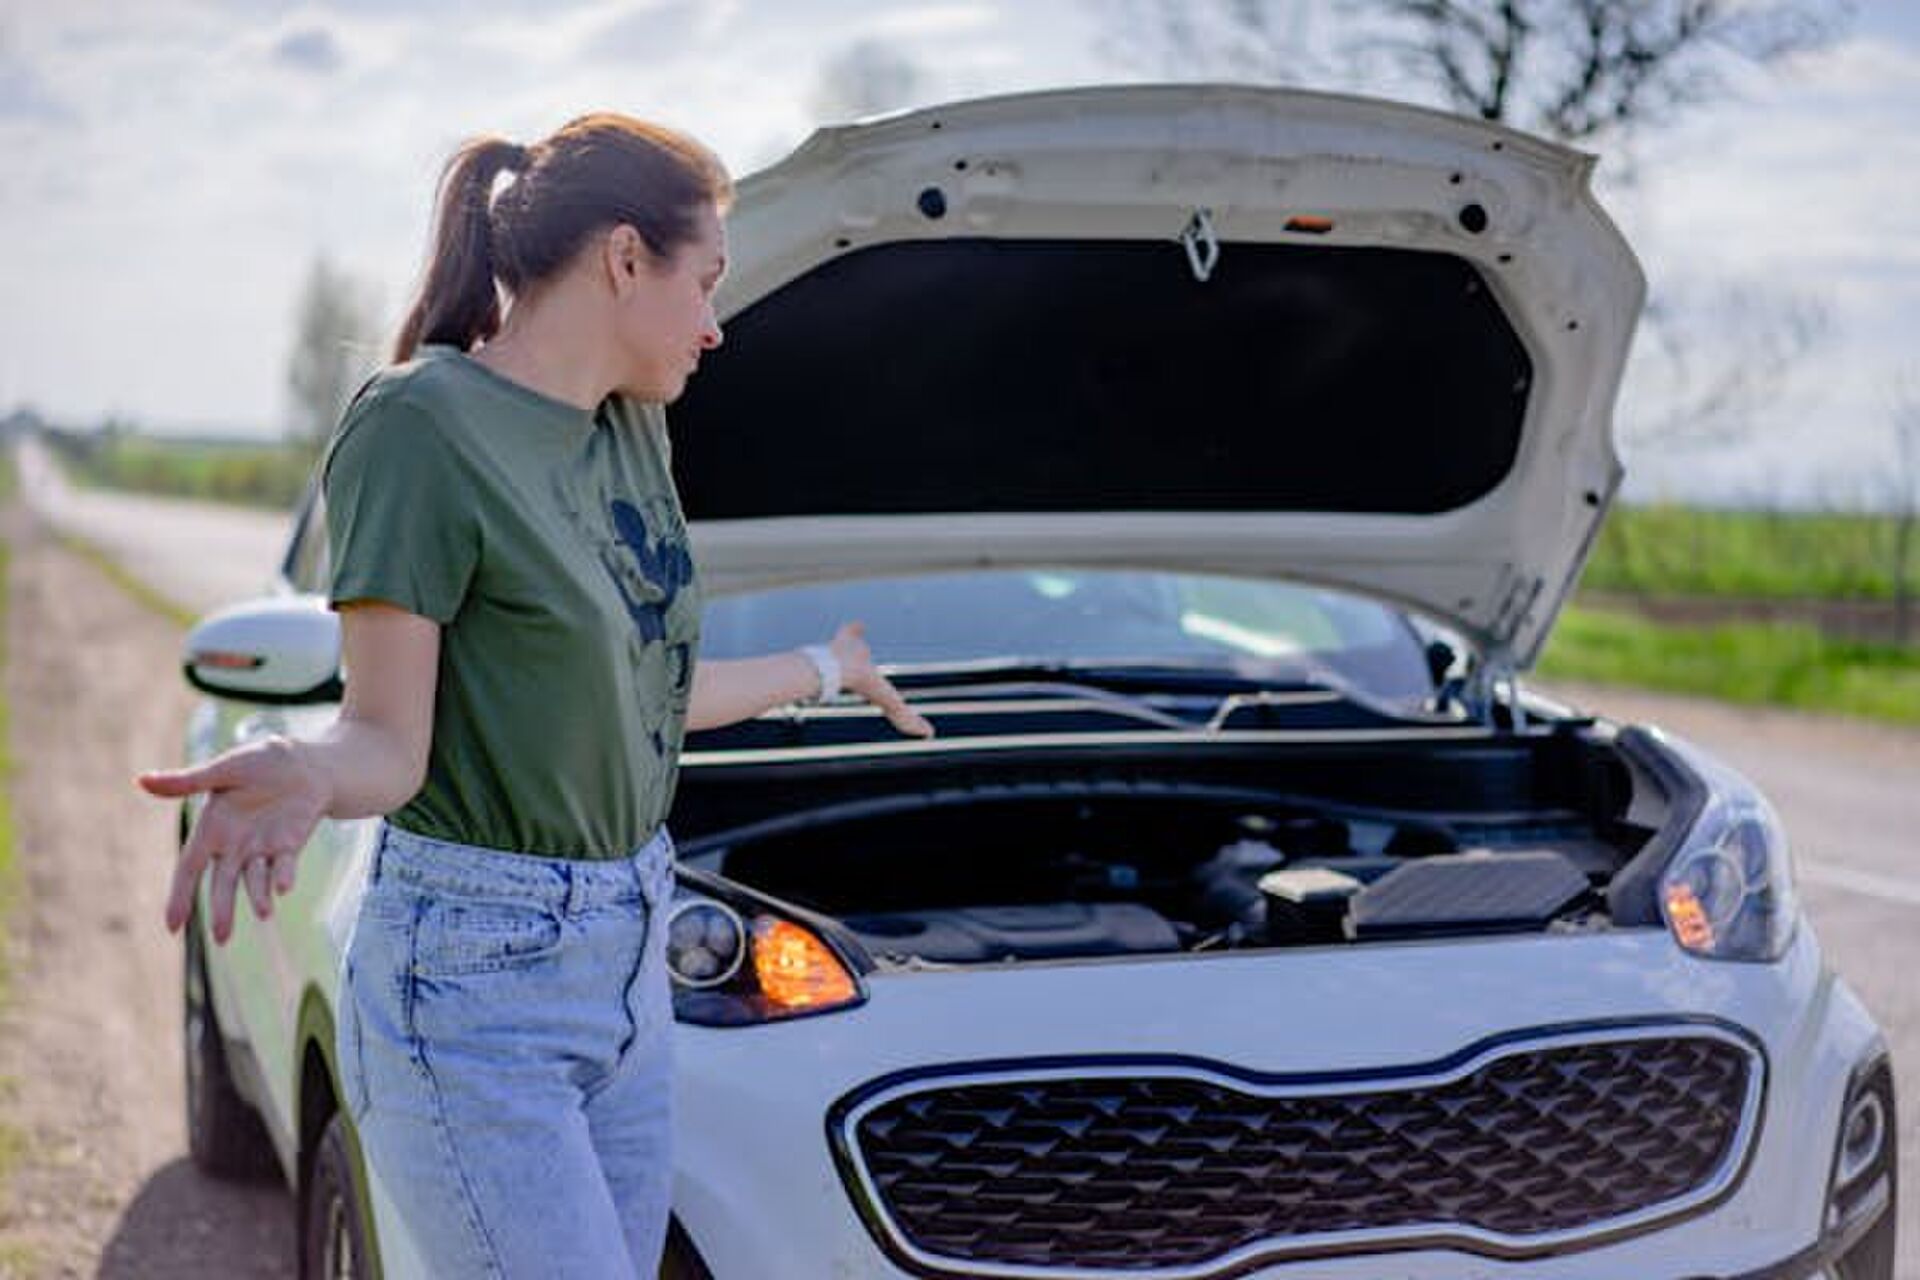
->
[0,509,291,1279]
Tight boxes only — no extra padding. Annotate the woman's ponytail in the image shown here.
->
[391,115,732,365]
[391,137,528,362]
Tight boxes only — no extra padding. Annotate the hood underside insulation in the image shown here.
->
[670,238,1533,521]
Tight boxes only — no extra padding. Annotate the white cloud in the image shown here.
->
[868,3,1000,38]
[3,0,1918,511]
[1593,30,1920,504]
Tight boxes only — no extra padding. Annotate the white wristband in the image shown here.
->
[800,644,841,704]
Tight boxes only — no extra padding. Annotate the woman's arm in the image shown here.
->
[139,602,440,943]
[688,621,933,739]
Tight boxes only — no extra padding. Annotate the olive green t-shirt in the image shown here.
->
[323,345,701,858]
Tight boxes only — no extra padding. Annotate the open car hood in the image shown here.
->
[669,85,1644,669]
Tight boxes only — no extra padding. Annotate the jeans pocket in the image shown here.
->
[628,894,674,1041]
[413,897,565,977]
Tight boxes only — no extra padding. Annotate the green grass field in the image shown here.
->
[1587,504,1917,602]
[1538,605,1920,724]
[47,431,311,511]
[1550,505,1919,724]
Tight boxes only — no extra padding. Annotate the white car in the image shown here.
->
[176,86,1894,1280]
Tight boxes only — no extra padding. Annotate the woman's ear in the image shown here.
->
[603,224,647,292]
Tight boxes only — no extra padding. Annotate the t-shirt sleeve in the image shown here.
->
[322,393,479,623]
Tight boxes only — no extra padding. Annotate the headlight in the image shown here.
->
[666,878,867,1026]
[665,898,747,988]
[1657,742,1799,963]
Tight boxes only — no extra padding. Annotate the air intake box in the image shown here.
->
[1345,850,1589,941]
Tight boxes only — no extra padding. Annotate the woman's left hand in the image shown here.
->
[827,621,934,739]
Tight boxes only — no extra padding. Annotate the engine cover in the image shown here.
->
[843,902,1181,964]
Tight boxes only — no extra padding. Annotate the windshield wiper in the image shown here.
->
[885,655,1325,694]
[883,656,1452,729]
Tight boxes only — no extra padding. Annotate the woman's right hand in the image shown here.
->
[139,735,333,943]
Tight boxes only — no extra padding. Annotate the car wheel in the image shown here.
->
[1837,1205,1896,1280]
[302,1112,373,1280]
[660,1217,715,1278]
[183,913,278,1179]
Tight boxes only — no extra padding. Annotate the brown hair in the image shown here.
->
[392,112,733,362]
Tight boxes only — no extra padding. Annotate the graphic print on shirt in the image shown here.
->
[607,498,694,643]
[595,494,697,733]
[552,442,699,768]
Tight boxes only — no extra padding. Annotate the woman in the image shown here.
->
[138,112,933,1277]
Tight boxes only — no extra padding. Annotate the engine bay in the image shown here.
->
[677,767,1645,969]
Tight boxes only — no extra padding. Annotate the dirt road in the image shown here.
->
[0,513,292,1278]
[0,481,1916,1275]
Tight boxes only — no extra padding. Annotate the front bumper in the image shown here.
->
[671,924,1889,1279]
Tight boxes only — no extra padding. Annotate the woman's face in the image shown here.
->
[611,202,728,403]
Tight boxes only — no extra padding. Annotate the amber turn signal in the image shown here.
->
[1664,882,1715,953]
[751,917,858,1012]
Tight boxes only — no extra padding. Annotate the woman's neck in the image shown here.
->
[472,292,617,412]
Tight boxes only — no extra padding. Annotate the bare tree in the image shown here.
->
[1619,283,1829,452]
[286,255,380,454]
[1088,0,1850,457]
[1358,0,1845,140]
[809,39,925,123]
[1889,371,1920,647]
[1092,0,1847,140]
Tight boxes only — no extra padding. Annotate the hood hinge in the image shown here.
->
[1464,652,1526,731]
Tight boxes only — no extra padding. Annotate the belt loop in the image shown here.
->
[563,865,588,917]
[641,826,673,909]
[368,823,387,884]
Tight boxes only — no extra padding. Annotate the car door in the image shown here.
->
[195,488,334,1138]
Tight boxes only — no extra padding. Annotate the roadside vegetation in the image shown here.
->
[1587,505,1916,604]
[0,446,25,1252]
[0,449,16,973]
[1539,606,1920,725]
[1543,505,1920,724]
[44,429,310,511]
[51,533,196,630]
[0,444,19,988]
[26,431,1920,724]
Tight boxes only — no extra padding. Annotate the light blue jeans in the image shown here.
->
[337,822,676,1279]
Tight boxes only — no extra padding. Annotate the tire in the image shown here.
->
[302,1112,374,1280]
[1836,1204,1896,1280]
[183,914,279,1179]
[660,1217,715,1279]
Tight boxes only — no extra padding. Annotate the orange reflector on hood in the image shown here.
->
[752,917,858,1011]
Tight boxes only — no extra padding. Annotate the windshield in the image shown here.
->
[699,569,1436,703]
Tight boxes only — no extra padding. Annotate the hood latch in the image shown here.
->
[1179,208,1220,283]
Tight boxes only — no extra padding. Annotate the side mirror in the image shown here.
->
[183,596,342,704]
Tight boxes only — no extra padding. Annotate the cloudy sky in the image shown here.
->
[3,0,1918,506]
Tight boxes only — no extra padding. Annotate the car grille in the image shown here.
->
[841,1033,1756,1273]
